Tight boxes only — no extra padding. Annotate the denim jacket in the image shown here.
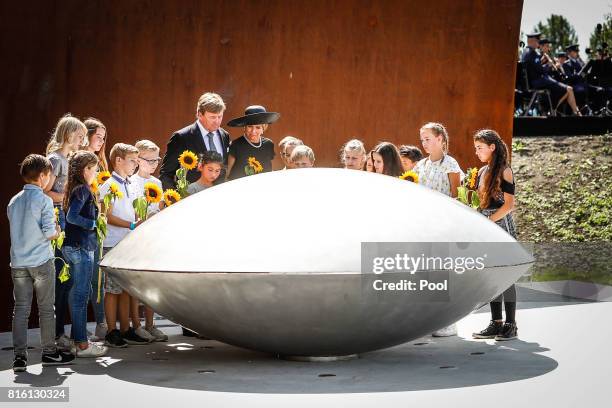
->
[64,184,98,251]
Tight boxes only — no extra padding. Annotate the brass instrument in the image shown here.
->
[541,52,567,80]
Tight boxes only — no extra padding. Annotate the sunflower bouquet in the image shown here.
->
[51,207,70,283]
[399,170,419,183]
[133,182,163,221]
[176,150,198,197]
[457,167,480,209]
[51,207,65,252]
[245,157,263,176]
[96,181,124,260]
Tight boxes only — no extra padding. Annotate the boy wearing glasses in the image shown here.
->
[127,140,169,342]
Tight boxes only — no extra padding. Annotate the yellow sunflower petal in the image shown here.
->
[144,182,162,204]
[163,189,181,206]
[97,171,111,185]
[399,170,419,183]
[178,150,198,170]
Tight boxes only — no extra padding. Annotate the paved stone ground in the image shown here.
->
[0,290,609,408]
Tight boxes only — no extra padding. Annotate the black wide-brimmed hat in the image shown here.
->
[226,105,280,127]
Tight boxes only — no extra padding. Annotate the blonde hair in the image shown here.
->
[420,122,449,153]
[135,139,160,153]
[46,114,87,155]
[290,145,315,163]
[196,92,226,115]
[340,139,366,164]
[109,143,139,170]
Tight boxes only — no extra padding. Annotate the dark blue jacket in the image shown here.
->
[64,184,98,251]
[521,46,546,83]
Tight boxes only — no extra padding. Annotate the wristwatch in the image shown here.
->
[129,222,136,230]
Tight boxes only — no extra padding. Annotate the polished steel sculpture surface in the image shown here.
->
[101,169,533,357]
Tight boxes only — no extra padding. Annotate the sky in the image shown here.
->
[521,0,612,51]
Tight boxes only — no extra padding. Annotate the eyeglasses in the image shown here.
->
[139,157,162,165]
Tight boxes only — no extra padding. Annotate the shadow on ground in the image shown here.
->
[2,334,556,394]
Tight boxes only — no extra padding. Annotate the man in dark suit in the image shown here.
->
[160,92,230,190]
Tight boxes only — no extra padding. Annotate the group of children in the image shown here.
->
[8,113,518,373]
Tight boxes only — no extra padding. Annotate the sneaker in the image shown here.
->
[122,327,150,345]
[105,329,128,348]
[55,334,73,351]
[145,326,168,342]
[134,326,155,343]
[42,350,75,366]
[473,320,503,339]
[432,323,458,337]
[92,323,108,341]
[13,355,27,372]
[495,322,518,341]
[76,343,108,358]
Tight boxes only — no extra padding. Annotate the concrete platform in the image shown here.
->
[0,289,609,408]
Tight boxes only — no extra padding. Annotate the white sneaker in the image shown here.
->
[145,326,168,342]
[76,343,108,358]
[432,323,458,337]
[134,326,155,343]
[56,335,73,351]
[92,323,108,341]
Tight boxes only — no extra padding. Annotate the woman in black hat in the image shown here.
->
[226,105,280,181]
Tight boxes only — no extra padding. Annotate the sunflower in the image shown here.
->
[248,157,264,173]
[54,207,59,219]
[90,180,99,194]
[144,182,163,204]
[97,171,111,185]
[468,167,478,189]
[163,189,181,206]
[178,150,198,170]
[399,170,419,183]
[109,183,124,199]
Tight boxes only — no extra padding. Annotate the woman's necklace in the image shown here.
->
[245,135,263,148]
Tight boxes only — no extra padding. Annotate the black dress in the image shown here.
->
[227,136,275,181]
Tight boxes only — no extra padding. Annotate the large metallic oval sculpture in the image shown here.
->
[100,169,533,357]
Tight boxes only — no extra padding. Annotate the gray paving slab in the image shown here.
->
[0,297,609,408]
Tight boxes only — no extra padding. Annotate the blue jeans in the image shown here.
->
[89,247,105,324]
[53,205,73,337]
[62,246,95,343]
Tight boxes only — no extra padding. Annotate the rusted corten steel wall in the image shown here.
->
[0,0,523,330]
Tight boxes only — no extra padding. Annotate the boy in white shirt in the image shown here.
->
[130,140,168,341]
[99,143,150,347]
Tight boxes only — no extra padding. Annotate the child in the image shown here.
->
[341,139,367,170]
[130,140,168,341]
[44,114,87,350]
[371,142,403,177]
[83,117,108,172]
[414,122,464,337]
[62,151,108,357]
[187,151,223,195]
[82,117,108,341]
[365,151,374,172]
[99,143,150,347]
[278,136,303,170]
[398,145,423,172]
[471,129,518,341]
[290,145,315,168]
[8,154,75,371]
